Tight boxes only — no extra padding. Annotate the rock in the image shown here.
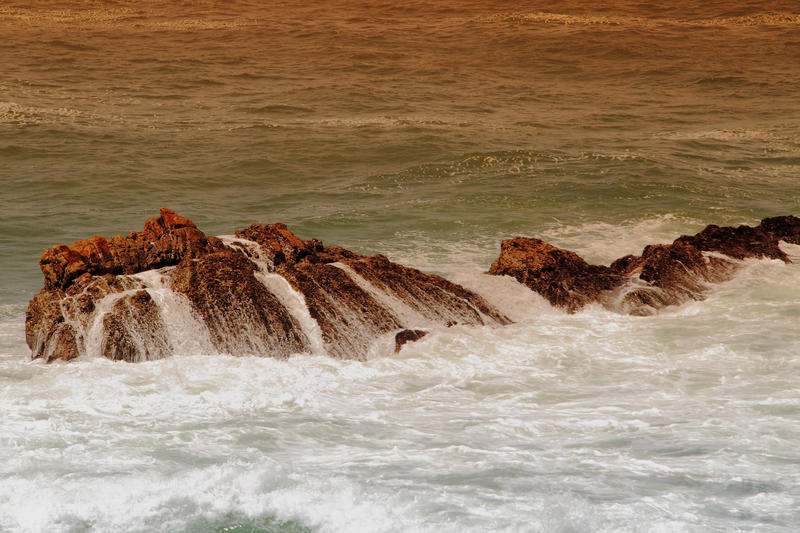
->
[27,209,510,363]
[487,237,623,313]
[232,223,509,359]
[39,207,224,290]
[489,215,800,315]
[343,254,510,326]
[394,329,428,352]
[168,248,310,357]
[32,208,793,363]
[100,290,172,362]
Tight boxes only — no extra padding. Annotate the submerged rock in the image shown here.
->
[394,329,428,352]
[27,209,509,363]
[489,216,800,315]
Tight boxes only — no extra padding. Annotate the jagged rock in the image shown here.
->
[489,215,800,315]
[487,238,623,313]
[27,209,510,362]
[233,223,509,359]
[31,208,794,363]
[395,329,428,352]
[168,248,310,357]
[39,207,224,290]
[27,207,220,362]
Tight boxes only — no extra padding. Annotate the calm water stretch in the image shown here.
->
[2,1,800,531]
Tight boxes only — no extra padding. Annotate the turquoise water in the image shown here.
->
[1,2,800,531]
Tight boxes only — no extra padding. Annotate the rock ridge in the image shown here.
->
[26,210,799,362]
[488,215,800,315]
[27,209,509,363]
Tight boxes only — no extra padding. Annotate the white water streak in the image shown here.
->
[220,236,326,355]
[330,262,436,329]
[133,269,216,355]
[83,289,139,358]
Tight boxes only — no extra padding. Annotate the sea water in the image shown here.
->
[1,1,799,531]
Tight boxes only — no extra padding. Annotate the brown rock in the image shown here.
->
[232,223,509,359]
[46,324,80,363]
[101,290,172,362]
[759,215,800,245]
[168,248,310,358]
[39,207,223,290]
[394,329,428,352]
[235,222,321,267]
[488,237,623,313]
[344,254,511,326]
[489,216,799,315]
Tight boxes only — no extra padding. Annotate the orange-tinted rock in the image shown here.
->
[235,222,321,267]
[488,237,623,313]
[39,207,223,290]
[168,249,310,357]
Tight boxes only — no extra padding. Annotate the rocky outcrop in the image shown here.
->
[27,210,799,363]
[38,208,224,290]
[486,238,624,313]
[231,222,510,359]
[489,216,800,315]
[27,209,509,363]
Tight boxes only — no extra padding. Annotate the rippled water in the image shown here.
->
[1,1,799,531]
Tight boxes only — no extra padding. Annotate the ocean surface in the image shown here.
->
[2,1,800,531]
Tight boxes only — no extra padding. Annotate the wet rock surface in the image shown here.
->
[101,290,172,362]
[26,210,798,362]
[233,223,509,359]
[489,216,800,315]
[394,329,428,353]
[27,209,509,362]
[168,248,310,358]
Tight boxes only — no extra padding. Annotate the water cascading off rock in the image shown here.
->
[25,209,800,363]
[25,208,510,362]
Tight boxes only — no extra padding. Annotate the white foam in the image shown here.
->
[3,235,800,532]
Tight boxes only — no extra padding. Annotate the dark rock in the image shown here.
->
[233,223,509,360]
[487,237,623,313]
[101,290,172,362]
[168,248,310,357]
[489,216,799,315]
[27,209,509,363]
[394,329,428,352]
[343,254,511,326]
